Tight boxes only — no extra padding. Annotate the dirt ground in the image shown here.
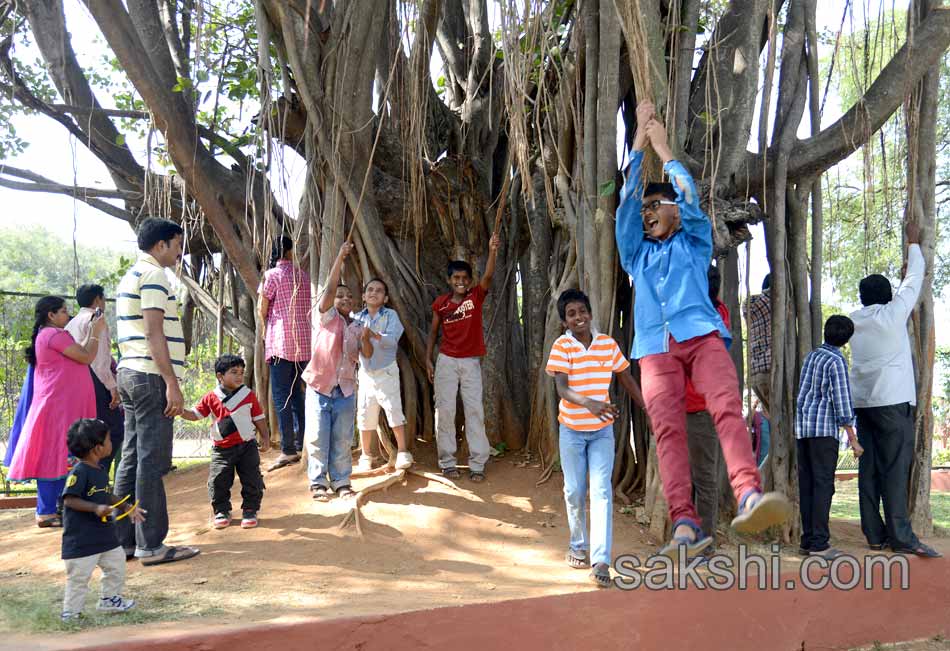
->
[1,443,948,648]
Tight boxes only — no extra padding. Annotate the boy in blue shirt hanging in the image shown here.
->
[616,101,791,559]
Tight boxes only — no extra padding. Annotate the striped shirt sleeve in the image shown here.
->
[610,340,630,373]
[545,337,571,376]
[139,268,171,311]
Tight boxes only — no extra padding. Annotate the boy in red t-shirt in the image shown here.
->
[425,233,500,482]
[179,354,270,529]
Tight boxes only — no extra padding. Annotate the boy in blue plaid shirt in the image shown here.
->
[795,315,864,559]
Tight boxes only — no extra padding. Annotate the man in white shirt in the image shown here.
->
[66,284,123,475]
[849,222,940,558]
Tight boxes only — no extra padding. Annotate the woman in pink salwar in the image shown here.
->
[8,296,104,527]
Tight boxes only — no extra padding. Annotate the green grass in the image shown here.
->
[830,479,950,530]
[0,458,216,634]
[0,581,225,634]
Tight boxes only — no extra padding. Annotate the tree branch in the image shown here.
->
[734,6,950,193]
[84,0,261,291]
[159,0,189,82]
[178,270,255,347]
[18,1,144,189]
[49,104,149,119]
[0,165,135,222]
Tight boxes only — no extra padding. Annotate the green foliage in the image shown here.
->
[0,18,57,157]
[0,226,134,438]
[0,226,229,457]
[820,10,950,299]
[598,180,615,197]
[0,225,128,296]
[1,1,279,173]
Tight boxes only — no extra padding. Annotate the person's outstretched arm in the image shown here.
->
[479,234,502,291]
[644,119,711,261]
[616,101,654,274]
[319,242,354,315]
[889,222,925,323]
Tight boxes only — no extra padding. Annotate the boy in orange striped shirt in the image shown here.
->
[545,289,645,588]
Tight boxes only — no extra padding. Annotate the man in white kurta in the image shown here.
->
[849,222,940,558]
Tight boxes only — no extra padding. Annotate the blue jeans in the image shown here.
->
[114,369,174,556]
[559,423,615,566]
[305,386,356,490]
[36,477,66,516]
[269,358,307,455]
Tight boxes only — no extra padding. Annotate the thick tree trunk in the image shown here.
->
[906,0,941,535]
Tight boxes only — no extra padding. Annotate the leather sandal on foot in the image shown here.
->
[892,542,943,558]
[442,467,461,480]
[140,546,200,566]
[589,563,611,588]
[311,485,332,501]
[267,455,299,472]
[566,549,589,569]
[658,520,713,563]
[469,471,485,483]
[335,485,355,499]
[36,515,62,528]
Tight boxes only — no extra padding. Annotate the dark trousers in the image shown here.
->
[797,436,839,551]
[686,411,721,539]
[209,440,265,515]
[90,370,124,477]
[856,403,919,550]
[269,358,307,455]
[115,369,174,554]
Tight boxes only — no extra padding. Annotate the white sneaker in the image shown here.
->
[354,454,375,473]
[97,595,135,613]
[394,451,414,470]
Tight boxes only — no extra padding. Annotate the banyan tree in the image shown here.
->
[1,0,946,537]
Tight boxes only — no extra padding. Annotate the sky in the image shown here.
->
[0,0,945,354]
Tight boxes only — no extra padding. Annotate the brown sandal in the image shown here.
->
[36,515,62,528]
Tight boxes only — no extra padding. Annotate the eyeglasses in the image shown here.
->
[640,199,677,217]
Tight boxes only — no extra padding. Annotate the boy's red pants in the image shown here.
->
[640,333,762,530]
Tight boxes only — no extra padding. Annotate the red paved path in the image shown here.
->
[14,555,949,651]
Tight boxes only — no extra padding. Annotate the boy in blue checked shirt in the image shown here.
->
[795,316,863,559]
[616,101,791,560]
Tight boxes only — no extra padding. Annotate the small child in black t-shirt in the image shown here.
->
[60,418,145,621]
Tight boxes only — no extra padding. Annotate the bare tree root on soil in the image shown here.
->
[338,468,471,537]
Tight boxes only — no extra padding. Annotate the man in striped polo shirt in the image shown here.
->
[545,289,645,588]
[114,218,198,566]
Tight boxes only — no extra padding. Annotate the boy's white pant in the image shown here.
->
[63,545,126,614]
[357,362,406,431]
[433,354,490,472]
